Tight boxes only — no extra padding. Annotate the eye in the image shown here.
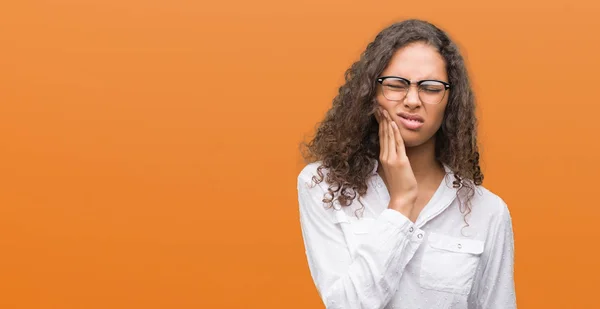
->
[420,81,445,93]
[383,79,409,91]
[422,87,443,93]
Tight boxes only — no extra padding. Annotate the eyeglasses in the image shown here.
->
[376,76,451,105]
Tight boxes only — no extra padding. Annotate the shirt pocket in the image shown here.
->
[420,232,484,295]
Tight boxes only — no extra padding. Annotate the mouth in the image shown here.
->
[397,112,425,130]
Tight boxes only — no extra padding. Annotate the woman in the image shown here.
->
[297,19,516,309]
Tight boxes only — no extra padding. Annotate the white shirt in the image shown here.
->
[297,161,516,309]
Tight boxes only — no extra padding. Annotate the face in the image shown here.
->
[376,42,449,148]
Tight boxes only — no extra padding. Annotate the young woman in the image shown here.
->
[297,19,516,309]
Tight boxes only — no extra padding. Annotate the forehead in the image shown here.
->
[382,42,447,81]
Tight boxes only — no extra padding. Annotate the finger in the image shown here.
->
[375,108,383,154]
[377,109,383,144]
[380,109,389,160]
[383,109,392,122]
[382,109,395,160]
[387,116,396,159]
[390,120,406,157]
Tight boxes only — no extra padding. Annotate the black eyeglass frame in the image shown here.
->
[376,75,451,104]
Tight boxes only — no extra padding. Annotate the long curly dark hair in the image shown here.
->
[300,19,483,222]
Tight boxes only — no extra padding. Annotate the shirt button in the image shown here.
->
[417,233,423,239]
[409,227,414,233]
[458,244,462,249]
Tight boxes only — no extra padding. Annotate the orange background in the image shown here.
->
[1,0,599,308]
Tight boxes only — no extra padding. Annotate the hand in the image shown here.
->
[375,108,418,217]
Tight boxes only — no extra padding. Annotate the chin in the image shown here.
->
[400,129,433,148]
[403,138,427,148]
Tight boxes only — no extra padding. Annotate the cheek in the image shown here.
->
[376,95,398,123]
[376,92,393,109]
[433,106,446,122]
[426,104,447,130]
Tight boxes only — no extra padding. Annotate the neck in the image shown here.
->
[405,137,444,184]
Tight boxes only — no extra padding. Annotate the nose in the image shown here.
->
[404,85,421,109]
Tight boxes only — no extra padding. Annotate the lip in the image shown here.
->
[397,112,424,130]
